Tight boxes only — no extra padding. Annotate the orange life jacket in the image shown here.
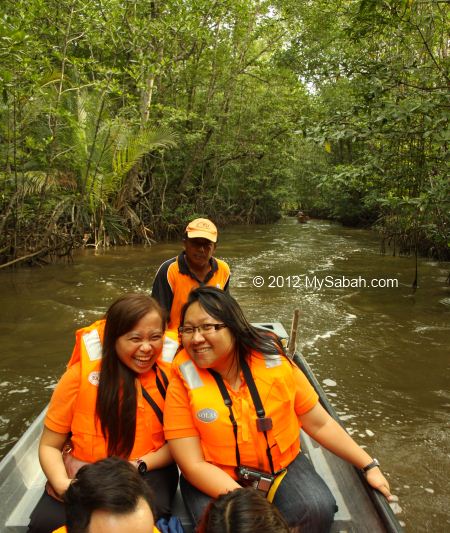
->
[171,349,301,478]
[67,322,167,463]
[166,257,230,331]
[67,319,178,374]
[157,329,180,375]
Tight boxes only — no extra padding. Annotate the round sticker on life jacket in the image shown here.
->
[196,408,218,423]
[88,371,100,386]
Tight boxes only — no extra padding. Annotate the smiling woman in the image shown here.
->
[114,308,165,374]
[28,294,179,533]
[179,302,235,379]
[164,286,393,532]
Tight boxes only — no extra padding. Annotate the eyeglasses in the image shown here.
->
[178,323,227,336]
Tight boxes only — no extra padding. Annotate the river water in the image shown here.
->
[1,218,449,531]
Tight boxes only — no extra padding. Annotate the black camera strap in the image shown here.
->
[141,366,169,425]
[208,358,276,475]
[208,369,241,468]
[141,385,163,425]
[154,365,169,399]
[240,358,275,475]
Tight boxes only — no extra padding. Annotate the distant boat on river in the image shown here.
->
[297,211,310,223]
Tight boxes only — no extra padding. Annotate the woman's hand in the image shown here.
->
[366,468,393,501]
[131,443,174,471]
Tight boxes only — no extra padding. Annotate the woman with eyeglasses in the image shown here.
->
[28,294,178,533]
[164,286,393,532]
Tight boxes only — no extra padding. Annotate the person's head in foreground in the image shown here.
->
[197,487,291,533]
[64,457,155,533]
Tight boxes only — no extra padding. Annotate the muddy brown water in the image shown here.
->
[1,218,449,531]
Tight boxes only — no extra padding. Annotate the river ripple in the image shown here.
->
[0,218,449,531]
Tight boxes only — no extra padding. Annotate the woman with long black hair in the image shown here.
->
[164,286,392,532]
[29,293,178,533]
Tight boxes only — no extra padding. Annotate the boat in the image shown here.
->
[297,211,310,223]
[0,322,403,533]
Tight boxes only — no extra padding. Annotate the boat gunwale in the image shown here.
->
[293,352,403,533]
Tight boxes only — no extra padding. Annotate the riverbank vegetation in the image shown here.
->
[1,0,448,267]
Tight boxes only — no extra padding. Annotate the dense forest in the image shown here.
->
[1,0,449,267]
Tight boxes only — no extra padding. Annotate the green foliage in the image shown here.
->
[276,0,449,258]
[113,126,178,181]
[0,0,448,266]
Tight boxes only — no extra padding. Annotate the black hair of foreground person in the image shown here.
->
[64,457,155,533]
[196,488,291,533]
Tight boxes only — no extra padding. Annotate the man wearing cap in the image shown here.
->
[151,218,230,331]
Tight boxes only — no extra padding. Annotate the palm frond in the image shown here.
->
[112,126,178,179]
[21,172,60,195]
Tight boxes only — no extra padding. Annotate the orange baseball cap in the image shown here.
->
[185,218,218,242]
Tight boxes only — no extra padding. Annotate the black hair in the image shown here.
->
[96,293,165,457]
[64,457,155,533]
[179,286,286,362]
[197,487,290,533]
